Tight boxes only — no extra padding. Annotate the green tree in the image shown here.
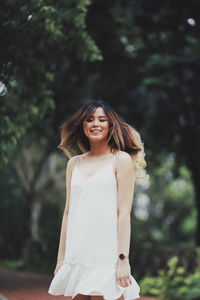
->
[0,0,102,167]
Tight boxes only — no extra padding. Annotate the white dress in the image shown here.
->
[48,153,140,300]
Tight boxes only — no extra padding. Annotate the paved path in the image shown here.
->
[0,267,157,300]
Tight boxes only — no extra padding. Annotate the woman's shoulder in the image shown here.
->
[67,154,80,169]
[114,151,135,175]
[67,152,87,166]
[115,150,132,162]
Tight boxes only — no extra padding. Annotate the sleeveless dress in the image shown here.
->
[48,153,140,300]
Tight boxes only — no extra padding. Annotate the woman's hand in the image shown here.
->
[54,260,63,276]
[116,260,133,287]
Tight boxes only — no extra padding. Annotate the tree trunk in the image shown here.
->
[30,199,43,241]
[13,147,53,259]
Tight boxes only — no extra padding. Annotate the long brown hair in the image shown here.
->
[58,100,149,179]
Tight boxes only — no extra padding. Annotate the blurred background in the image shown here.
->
[0,0,200,299]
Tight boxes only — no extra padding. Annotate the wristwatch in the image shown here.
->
[118,253,129,260]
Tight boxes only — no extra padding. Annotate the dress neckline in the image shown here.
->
[75,152,116,182]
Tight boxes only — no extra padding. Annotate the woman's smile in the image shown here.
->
[90,129,102,134]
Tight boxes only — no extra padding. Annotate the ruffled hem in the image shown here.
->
[48,260,140,300]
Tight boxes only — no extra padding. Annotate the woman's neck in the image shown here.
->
[88,142,112,157]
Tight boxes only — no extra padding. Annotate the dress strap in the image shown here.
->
[113,150,119,159]
[75,155,81,168]
[110,150,119,167]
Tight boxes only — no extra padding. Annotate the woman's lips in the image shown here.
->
[90,129,101,132]
[90,130,102,134]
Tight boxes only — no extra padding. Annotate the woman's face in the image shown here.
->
[83,107,110,142]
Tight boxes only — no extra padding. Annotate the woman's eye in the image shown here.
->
[86,118,107,122]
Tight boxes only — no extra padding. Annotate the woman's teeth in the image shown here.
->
[91,130,101,132]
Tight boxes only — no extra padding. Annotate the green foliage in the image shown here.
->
[0,81,55,167]
[134,154,196,251]
[0,0,102,168]
[0,259,25,271]
[140,255,200,300]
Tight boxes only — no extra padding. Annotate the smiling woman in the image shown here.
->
[48,100,148,300]
[83,107,109,140]
[57,100,148,179]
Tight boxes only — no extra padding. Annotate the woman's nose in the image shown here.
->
[92,119,99,126]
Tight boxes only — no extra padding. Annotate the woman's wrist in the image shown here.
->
[117,253,129,263]
[117,257,129,264]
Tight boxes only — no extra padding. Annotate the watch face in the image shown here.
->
[119,253,125,259]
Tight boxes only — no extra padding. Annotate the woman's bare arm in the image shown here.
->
[116,151,136,264]
[54,156,77,272]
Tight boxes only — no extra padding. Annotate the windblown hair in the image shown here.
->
[58,100,149,179]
